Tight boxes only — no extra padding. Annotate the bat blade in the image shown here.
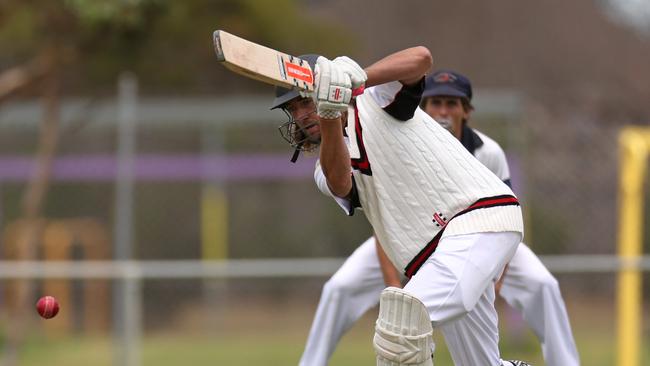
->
[213,30,314,92]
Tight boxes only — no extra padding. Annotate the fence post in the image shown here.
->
[616,128,647,366]
[113,72,139,366]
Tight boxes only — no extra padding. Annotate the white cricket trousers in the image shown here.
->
[404,231,521,366]
[298,237,386,366]
[499,244,580,366]
[299,235,579,366]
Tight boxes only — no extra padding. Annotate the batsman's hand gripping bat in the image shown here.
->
[213,30,364,95]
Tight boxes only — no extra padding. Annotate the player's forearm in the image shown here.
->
[319,117,352,198]
[375,235,402,288]
[364,46,432,87]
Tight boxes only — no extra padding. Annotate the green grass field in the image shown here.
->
[9,325,637,366]
[7,296,650,365]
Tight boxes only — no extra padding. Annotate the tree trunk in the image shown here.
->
[1,49,61,366]
[0,56,49,103]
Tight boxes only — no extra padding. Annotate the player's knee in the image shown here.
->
[374,287,434,366]
[541,272,559,289]
[529,270,560,296]
[322,275,356,300]
[460,296,477,315]
[538,274,562,300]
[456,285,482,315]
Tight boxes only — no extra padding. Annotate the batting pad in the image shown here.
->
[374,287,434,366]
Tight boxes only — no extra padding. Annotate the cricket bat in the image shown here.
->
[213,30,314,92]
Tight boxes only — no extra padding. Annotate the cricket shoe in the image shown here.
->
[504,361,532,366]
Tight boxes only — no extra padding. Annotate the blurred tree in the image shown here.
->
[0,0,355,96]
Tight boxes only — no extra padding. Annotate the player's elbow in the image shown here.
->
[412,46,433,74]
[326,175,352,198]
[399,46,433,85]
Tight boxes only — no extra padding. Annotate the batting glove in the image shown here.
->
[313,56,352,119]
[332,56,367,89]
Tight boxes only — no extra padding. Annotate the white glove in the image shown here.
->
[313,56,352,119]
[332,56,367,89]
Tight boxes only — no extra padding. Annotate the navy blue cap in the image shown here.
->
[270,54,320,110]
[423,70,472,101]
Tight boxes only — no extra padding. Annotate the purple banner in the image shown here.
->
[0,154,317,182]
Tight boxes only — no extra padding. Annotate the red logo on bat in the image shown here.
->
[285,62,313,84]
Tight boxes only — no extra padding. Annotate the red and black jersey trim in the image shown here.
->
[403,194,519,278]
[350,106,372,176]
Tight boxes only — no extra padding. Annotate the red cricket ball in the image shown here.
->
[36,296,60,319]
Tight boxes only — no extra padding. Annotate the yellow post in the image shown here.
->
[616,128,647,366]
[201,185,228,260]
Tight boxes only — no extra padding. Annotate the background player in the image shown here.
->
[420,70,579,366]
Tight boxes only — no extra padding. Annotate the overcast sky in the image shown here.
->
[603,0,650,35]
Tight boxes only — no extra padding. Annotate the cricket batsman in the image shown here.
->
[271,49,532,366]
[289,70,580,366]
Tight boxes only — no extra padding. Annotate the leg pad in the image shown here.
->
[374,287,434,366]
